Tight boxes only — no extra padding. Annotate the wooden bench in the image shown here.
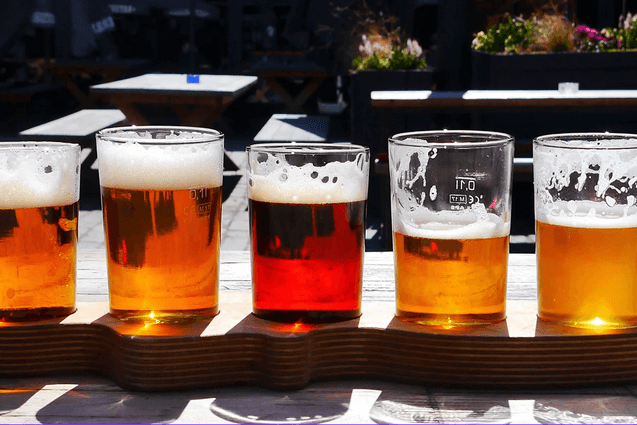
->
[253,114,330,142]
[19,108,127,144]
[0,82,63,126]
[20,109,127,197]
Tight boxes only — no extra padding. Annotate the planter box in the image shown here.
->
[470,50,637,148]
[471,50,637,90]
[349,69,435,151]
[349,69,434,225]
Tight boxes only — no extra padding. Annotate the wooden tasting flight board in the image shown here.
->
[1,252,637,391]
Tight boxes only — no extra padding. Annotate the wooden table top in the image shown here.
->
[253,114,330,142]
[4,250,637,423]
[371,89,637,109]
[91,73,258,97]
[19,109,127,142]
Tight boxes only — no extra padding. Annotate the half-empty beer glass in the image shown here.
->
[389,130,514,326]
[247,143,370,322]
[96,126,224,323]
[534,133,637,329]
[0,142,80,320]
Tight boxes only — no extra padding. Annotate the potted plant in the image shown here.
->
[471,12,637,90]
[334,1,433,148]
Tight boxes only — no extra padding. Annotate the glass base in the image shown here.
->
[395,310,506,327]
[538,312,637,330]
[252,308,361,324]
[0,306,76,322]
[110,306,219,324]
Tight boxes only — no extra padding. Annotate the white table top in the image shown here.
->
[91,73,258,97]
[371,89,637,101]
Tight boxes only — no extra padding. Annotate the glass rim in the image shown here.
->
[247,142,369,154]
[534,132,637,149]
[97,125,224,145]
[0,141,80,151]
[389,130,514,148]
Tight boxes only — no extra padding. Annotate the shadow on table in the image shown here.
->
[369,387,512,424]
[35,385,200,424]
[209,385,349,423]
[34,380,355,424]
[21,376,637,424]
[0,385,44,414]
[531,392,637,424]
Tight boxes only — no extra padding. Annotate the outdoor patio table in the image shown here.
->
[370,89,637,155]
[47,58,151,108]
[90,73,258,127]
[3,250,637,423]
[249,54,329,113]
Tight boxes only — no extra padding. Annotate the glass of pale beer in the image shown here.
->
[247,143,370,322]
[0,142,80,320]
[96,126,224,323]
[534,133,637,329]
[389,130,514,326]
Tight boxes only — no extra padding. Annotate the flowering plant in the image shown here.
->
[323,0,426,71]
[472,16,534,54]
[473,12,637,54]
[574,25,612,51]
[352,32,426,70]
[582,13,637,51]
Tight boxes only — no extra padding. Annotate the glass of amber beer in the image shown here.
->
[247,143,370,322]
[0,142,80,320]
[389,130,514,326]
[96,126,224,323]
[535,133,637,329]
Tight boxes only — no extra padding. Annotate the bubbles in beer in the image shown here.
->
[249,151,368,204]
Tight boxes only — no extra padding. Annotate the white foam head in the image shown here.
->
[535,133,637,221]
[97,127,224,190]
[0,142,80,209]
[247,145,369,204]
[537,200,637,229]
[395,204,510,240]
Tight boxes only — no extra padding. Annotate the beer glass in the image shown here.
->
[247,143,370,322]
[0,142,80,320]
[96,126,224,323]
[389,130,514,326]
[534,133,637,329]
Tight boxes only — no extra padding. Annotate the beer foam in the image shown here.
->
[249,158,368,204]
[395,206,510,240]
[537,200,637,229]
[535,139,637,201]
[0,144,79,209]
[97,134,223,190]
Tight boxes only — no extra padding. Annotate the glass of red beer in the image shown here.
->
[247,143,370,322]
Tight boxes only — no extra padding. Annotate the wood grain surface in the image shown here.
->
[3,251,637,393]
